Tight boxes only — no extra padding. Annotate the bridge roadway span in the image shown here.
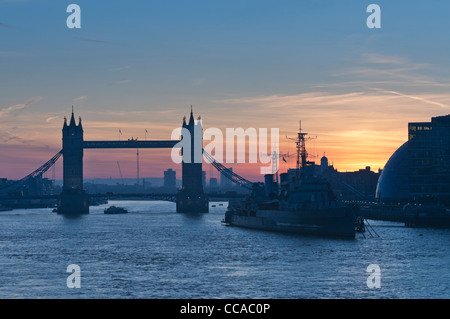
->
[83,140,179,149]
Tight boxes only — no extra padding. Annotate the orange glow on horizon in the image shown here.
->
[1,90,448,180]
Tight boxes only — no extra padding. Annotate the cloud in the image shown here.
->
[45,116,60,123]
[374,89,450,110]
[72,96,87,102]
[211,89,450,171]
[362,53,430,68]
[109,65,131,71]
[212,91,450,120]
[327,52,450,90]
[0,96,42,118]
[0,128,21,143]
[0,22,14,28]
[107,79,131,86]
[76,37,108,44]
[0,51,31,58]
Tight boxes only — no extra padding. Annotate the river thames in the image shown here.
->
[0,200,448,299]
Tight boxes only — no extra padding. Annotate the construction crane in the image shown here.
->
[116,161,124,185]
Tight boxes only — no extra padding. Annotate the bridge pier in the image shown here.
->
[176,190,209,213]
[58,189,89,215]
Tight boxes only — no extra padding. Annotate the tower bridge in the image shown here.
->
[58,107,208,215]
[0,107,254,215]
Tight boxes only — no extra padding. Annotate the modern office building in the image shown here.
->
[408,114,450,203]
[376,114,450,206]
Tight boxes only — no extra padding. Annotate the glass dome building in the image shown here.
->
[375,141,411,200]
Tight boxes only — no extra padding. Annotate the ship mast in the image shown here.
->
[288,120,308,170]
[286,120,317,180]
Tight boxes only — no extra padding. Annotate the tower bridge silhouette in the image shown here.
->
[59,107,209,215]
[0,108,252,215]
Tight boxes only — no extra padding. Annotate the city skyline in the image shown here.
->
[2,1,450,181]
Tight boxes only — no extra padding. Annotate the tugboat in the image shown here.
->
[223,121,358,239]
[104,206,128,215]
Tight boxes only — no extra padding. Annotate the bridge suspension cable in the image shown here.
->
[202,150,254,190]
[0,150,63,195]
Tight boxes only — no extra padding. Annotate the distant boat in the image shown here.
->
[0,205,12,212]
[104,206,128,215]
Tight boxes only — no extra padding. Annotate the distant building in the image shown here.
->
[164,169,176,190]
[316,155,380,200]
[340,166,380,199]
[376,114,450,206]
[208,177,219,193]
[0,176,55,197]
[408,114,450,204]
[0,178,7,188]
[28,177,54,196]
[319,153,329,174]
[209,177,218,188]
[221,167,233,189]
[375,142,409,200]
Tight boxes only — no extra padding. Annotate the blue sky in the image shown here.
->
[1,1,450,180]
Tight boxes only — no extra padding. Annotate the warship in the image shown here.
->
[223,122,358,239]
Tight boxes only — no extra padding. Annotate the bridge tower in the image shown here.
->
[176,108,209,213]
[57,109,89,215]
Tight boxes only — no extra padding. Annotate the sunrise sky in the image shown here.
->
[1,0,450,182]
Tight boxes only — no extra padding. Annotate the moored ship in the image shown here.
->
[223,122,358,239]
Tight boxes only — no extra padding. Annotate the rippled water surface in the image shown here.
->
[0,200,449,299]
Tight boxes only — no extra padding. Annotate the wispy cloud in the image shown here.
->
[362,53,409,65]
[45,116,60,123]
[0,96,42,118]
[107,79,131,86]
[373,89,450,110]
[328,52,450,90]
[0,0,28,3]
[0,51,31,58]
[76,37,108,44]
[212,89,450,171]
[109,65,131,71]
[0,128,22,144]
[0,22,14,28]
[72,96,87,102]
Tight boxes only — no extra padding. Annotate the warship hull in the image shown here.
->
[225,207,357,239]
